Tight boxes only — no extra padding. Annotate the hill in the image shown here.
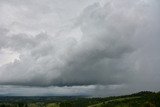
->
[0,91,159,107]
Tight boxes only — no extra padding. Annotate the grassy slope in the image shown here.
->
[88,97,142,107]
[88,91,160,107]
[88,97,141,107]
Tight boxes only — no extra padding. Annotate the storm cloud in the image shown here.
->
[0,0,160,96]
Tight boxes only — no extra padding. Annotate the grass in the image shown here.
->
[88,97,141,107]
[46,103,59,107]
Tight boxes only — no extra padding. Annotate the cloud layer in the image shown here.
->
[0,0,160,96]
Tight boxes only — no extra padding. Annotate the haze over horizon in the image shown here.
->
[0,0,160,97]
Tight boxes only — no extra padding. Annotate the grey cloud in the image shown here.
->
[0,28,50,51]
[48,1,145,86]
[0,1,143,87]
[0,0,160,96]
[0,0,99,35]
[0,28,9,49]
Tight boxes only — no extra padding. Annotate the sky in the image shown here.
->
[0,0,160,97]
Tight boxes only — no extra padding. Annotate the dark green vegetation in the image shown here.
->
[0,91,160,107]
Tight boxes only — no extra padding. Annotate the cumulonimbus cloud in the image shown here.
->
[0,0,160,94]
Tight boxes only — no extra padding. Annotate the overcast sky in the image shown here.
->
[0,0,160,97]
